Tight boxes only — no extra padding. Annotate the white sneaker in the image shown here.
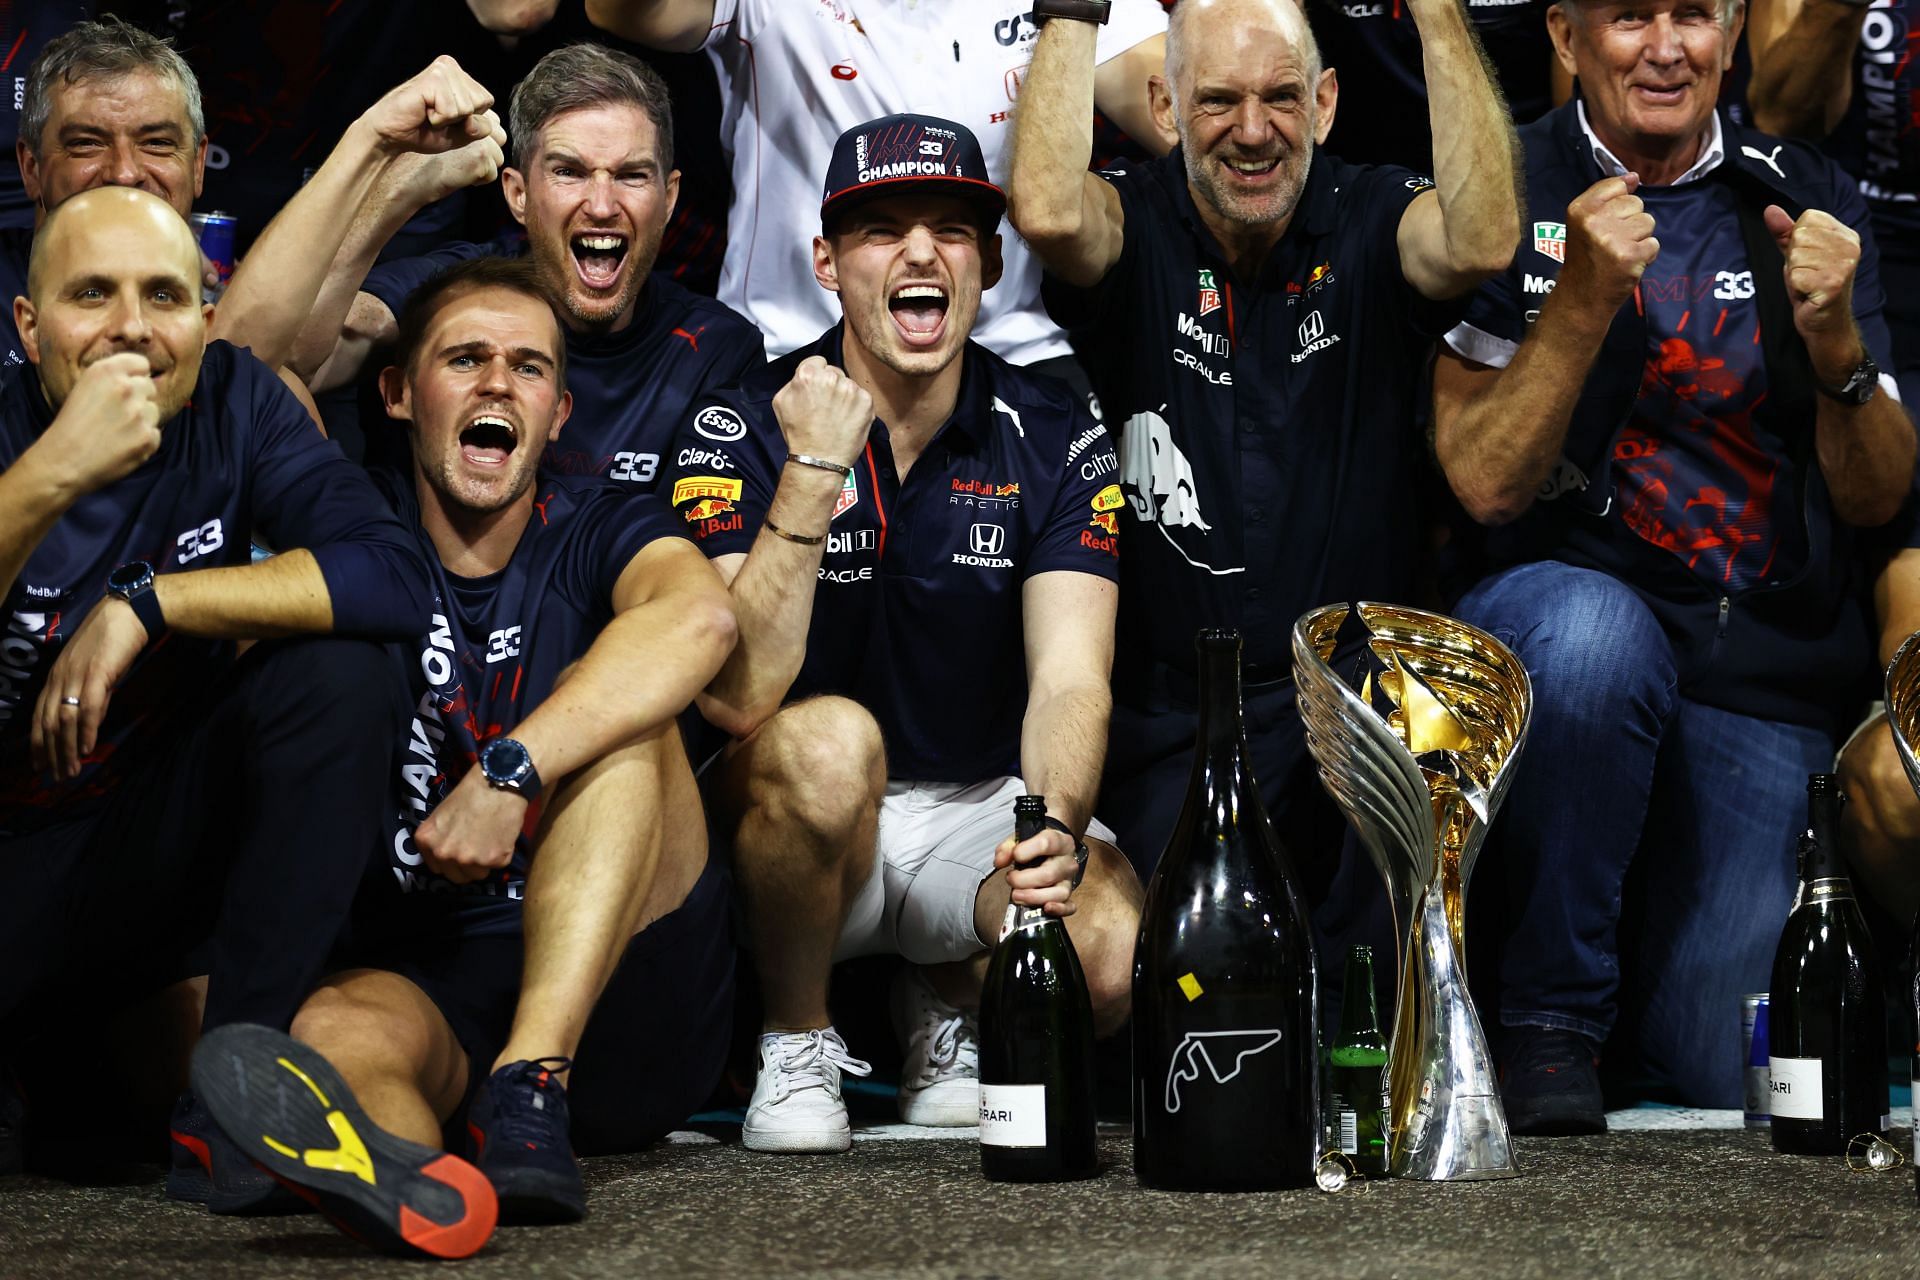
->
[891,968,980,1127]
[742,1027,873,1154]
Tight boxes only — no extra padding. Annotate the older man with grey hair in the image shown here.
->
[1004,0,1519,897]
[1429,0,1913,1130]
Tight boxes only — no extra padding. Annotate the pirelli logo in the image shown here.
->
[671,475,744,505]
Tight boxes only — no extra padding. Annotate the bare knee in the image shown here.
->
[1066,841,1143,1037]
[734,697,886,852]
[1840,718,1920,920]
[290,983,403,1071]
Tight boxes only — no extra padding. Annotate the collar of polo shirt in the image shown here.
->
[1576,99,1726,186]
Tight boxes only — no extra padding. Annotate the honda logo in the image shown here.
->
[970,523,1005,556]
[1298,310,1324,345]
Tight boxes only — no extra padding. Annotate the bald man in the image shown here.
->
[1008,0,1519,876]
[0,187,430,1198]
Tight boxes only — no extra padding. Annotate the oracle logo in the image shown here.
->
[831,62,858,80]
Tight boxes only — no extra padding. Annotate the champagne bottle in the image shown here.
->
[978,794,1099,1182]
[1133,628,1319,1191]
[1329,945,1390,1177]
[1768,774,1888,1156]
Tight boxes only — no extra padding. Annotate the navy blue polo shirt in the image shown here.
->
[371,471,685,939]
[1307,0,1554,171]
[663,326,1121,783]
[0,228,31,370]
[1043,148,1465,687]
[0,341,431,832]
[362,235,765,491]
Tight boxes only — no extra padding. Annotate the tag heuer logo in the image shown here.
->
[1533,221,1567,263]
[1197,268,1221,316]
[832,470,859,520]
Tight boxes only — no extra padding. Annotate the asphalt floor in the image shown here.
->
[5,1115,1920,1279]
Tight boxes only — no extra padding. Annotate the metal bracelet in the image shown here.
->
[763,518,826,546]
[787,453,853,478]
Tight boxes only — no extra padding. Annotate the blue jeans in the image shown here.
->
[1457,561,1834,1107]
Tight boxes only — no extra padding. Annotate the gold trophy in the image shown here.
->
[1883,632,1920,800]
[1292,603,1530,1181]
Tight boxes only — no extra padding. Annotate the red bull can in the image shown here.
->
[1743,993,1770,1128]
[188,210,237,298]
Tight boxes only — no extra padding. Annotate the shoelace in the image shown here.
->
[766,1031,872,1105]
[919,1010,978,1079]
[490,1056,573,1150]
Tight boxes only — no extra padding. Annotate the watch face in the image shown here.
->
[482,738,530,786]
[108,561,154,596]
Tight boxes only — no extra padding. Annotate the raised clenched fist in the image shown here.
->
[48,352,162,494]
[1561,174,1660,310]
[360,55,507,159]
[771,356,874,468]
[1763,204,1863,372]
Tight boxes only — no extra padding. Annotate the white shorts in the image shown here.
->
[833,776,1118,966]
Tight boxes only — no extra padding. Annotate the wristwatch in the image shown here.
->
[1033,0,1113,24]
[105,560,166,641]
[1816,353,1881,406]
[1043,816,1091,887]
[479,736,543,799]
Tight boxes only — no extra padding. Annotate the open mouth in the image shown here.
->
[1223,155,1280,181]
[889,283,949,346]
[570,231,629,291]
[1631,82,1690,104]
[458,413,518,468]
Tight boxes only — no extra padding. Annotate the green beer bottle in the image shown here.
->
[1330,945,1390,1177]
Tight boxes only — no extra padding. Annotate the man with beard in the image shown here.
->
[224,42,763,491]
[663,116,1142,1154]
[1007,0,1519,879]
[0,189,430,1179]
[192,257,738,1255]
[1429,0,1910,1128]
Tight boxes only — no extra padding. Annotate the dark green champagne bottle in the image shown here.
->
[1330,945,1390,1177]
[979,794,1099,1182]
[1768,774,1888,1156]
[1132,629,1320,1190]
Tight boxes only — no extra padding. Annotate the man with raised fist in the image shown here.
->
[0,188,429,1184]
[1430,0,1914,1130]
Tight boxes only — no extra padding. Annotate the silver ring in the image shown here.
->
[60,696,81,707]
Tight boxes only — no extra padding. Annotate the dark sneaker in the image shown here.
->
[1500,1028,1607,1136]
[167,1091,306,1215]
[0,1071,23,1177]
[467,1058,585,1224]
[191,1024,497,1259]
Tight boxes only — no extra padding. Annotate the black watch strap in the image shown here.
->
[107,562,166,643]
[125,586,166,642]
[1042,816,1091,887]
[1033,0,1113,24]
[1815,353,1880,406]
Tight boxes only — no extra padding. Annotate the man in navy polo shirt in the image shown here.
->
[220,42,763,489]
[1430,0,1913,1129]
[1008,0,1521,878]
[663,114,1142,1155]
[0,188,430,1171]
[191,258,738,1254]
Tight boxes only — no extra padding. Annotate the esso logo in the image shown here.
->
[831,62,858,81]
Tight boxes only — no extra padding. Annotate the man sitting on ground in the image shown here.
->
[191,256,738,1257]
[665,114,1143,1154]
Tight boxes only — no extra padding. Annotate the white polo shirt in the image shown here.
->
[702,0,1167,364]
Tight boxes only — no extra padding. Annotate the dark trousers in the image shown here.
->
[1,636,403,1040]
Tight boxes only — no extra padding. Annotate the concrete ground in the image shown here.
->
[5,1114,1919,1279]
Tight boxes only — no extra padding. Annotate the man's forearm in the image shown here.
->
[1008,19,1102,247]
[1438,290,1615,525]
[149,548,334,638]
[1749,0,1864,137]
[211,120,400,372]
[703,466,845,732]
[1411,0,1521,277]
[0,450,80,600]
[513,583,736,786]
[1020,683,1112,838]
[1815,388,1916,527]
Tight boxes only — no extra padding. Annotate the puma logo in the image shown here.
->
[1741,144,1787,181]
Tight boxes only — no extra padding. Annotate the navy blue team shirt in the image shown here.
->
[1043,148,1466,689]
[372,471,683,939]
[662,326,1122,784]
[0,341,431,829]
[362,235,765,490]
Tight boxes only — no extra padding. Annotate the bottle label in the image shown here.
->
[1805,878,1853,902]
[979,1083,1047,1148]
[1338,1108,1357,1155]
[1767,1056,1824,1120]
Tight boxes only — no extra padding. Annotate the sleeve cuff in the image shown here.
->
[1444,322,1518,370]
[309,541,431,638]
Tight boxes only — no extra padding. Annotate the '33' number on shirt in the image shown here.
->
[175,519,226,565]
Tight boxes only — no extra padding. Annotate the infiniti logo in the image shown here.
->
[1298,310,1324,345]
[970,523,1005,556]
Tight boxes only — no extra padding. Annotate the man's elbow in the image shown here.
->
[1447,470,1534,528]
[1006,184,1084,254]
[472,0,558,35]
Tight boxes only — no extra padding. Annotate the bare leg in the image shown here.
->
[717,697,887,1031]
[289,970,470,1147]
[1839,715,1920,925]
[920,837,1144,1036]
[494,722,708,1079]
